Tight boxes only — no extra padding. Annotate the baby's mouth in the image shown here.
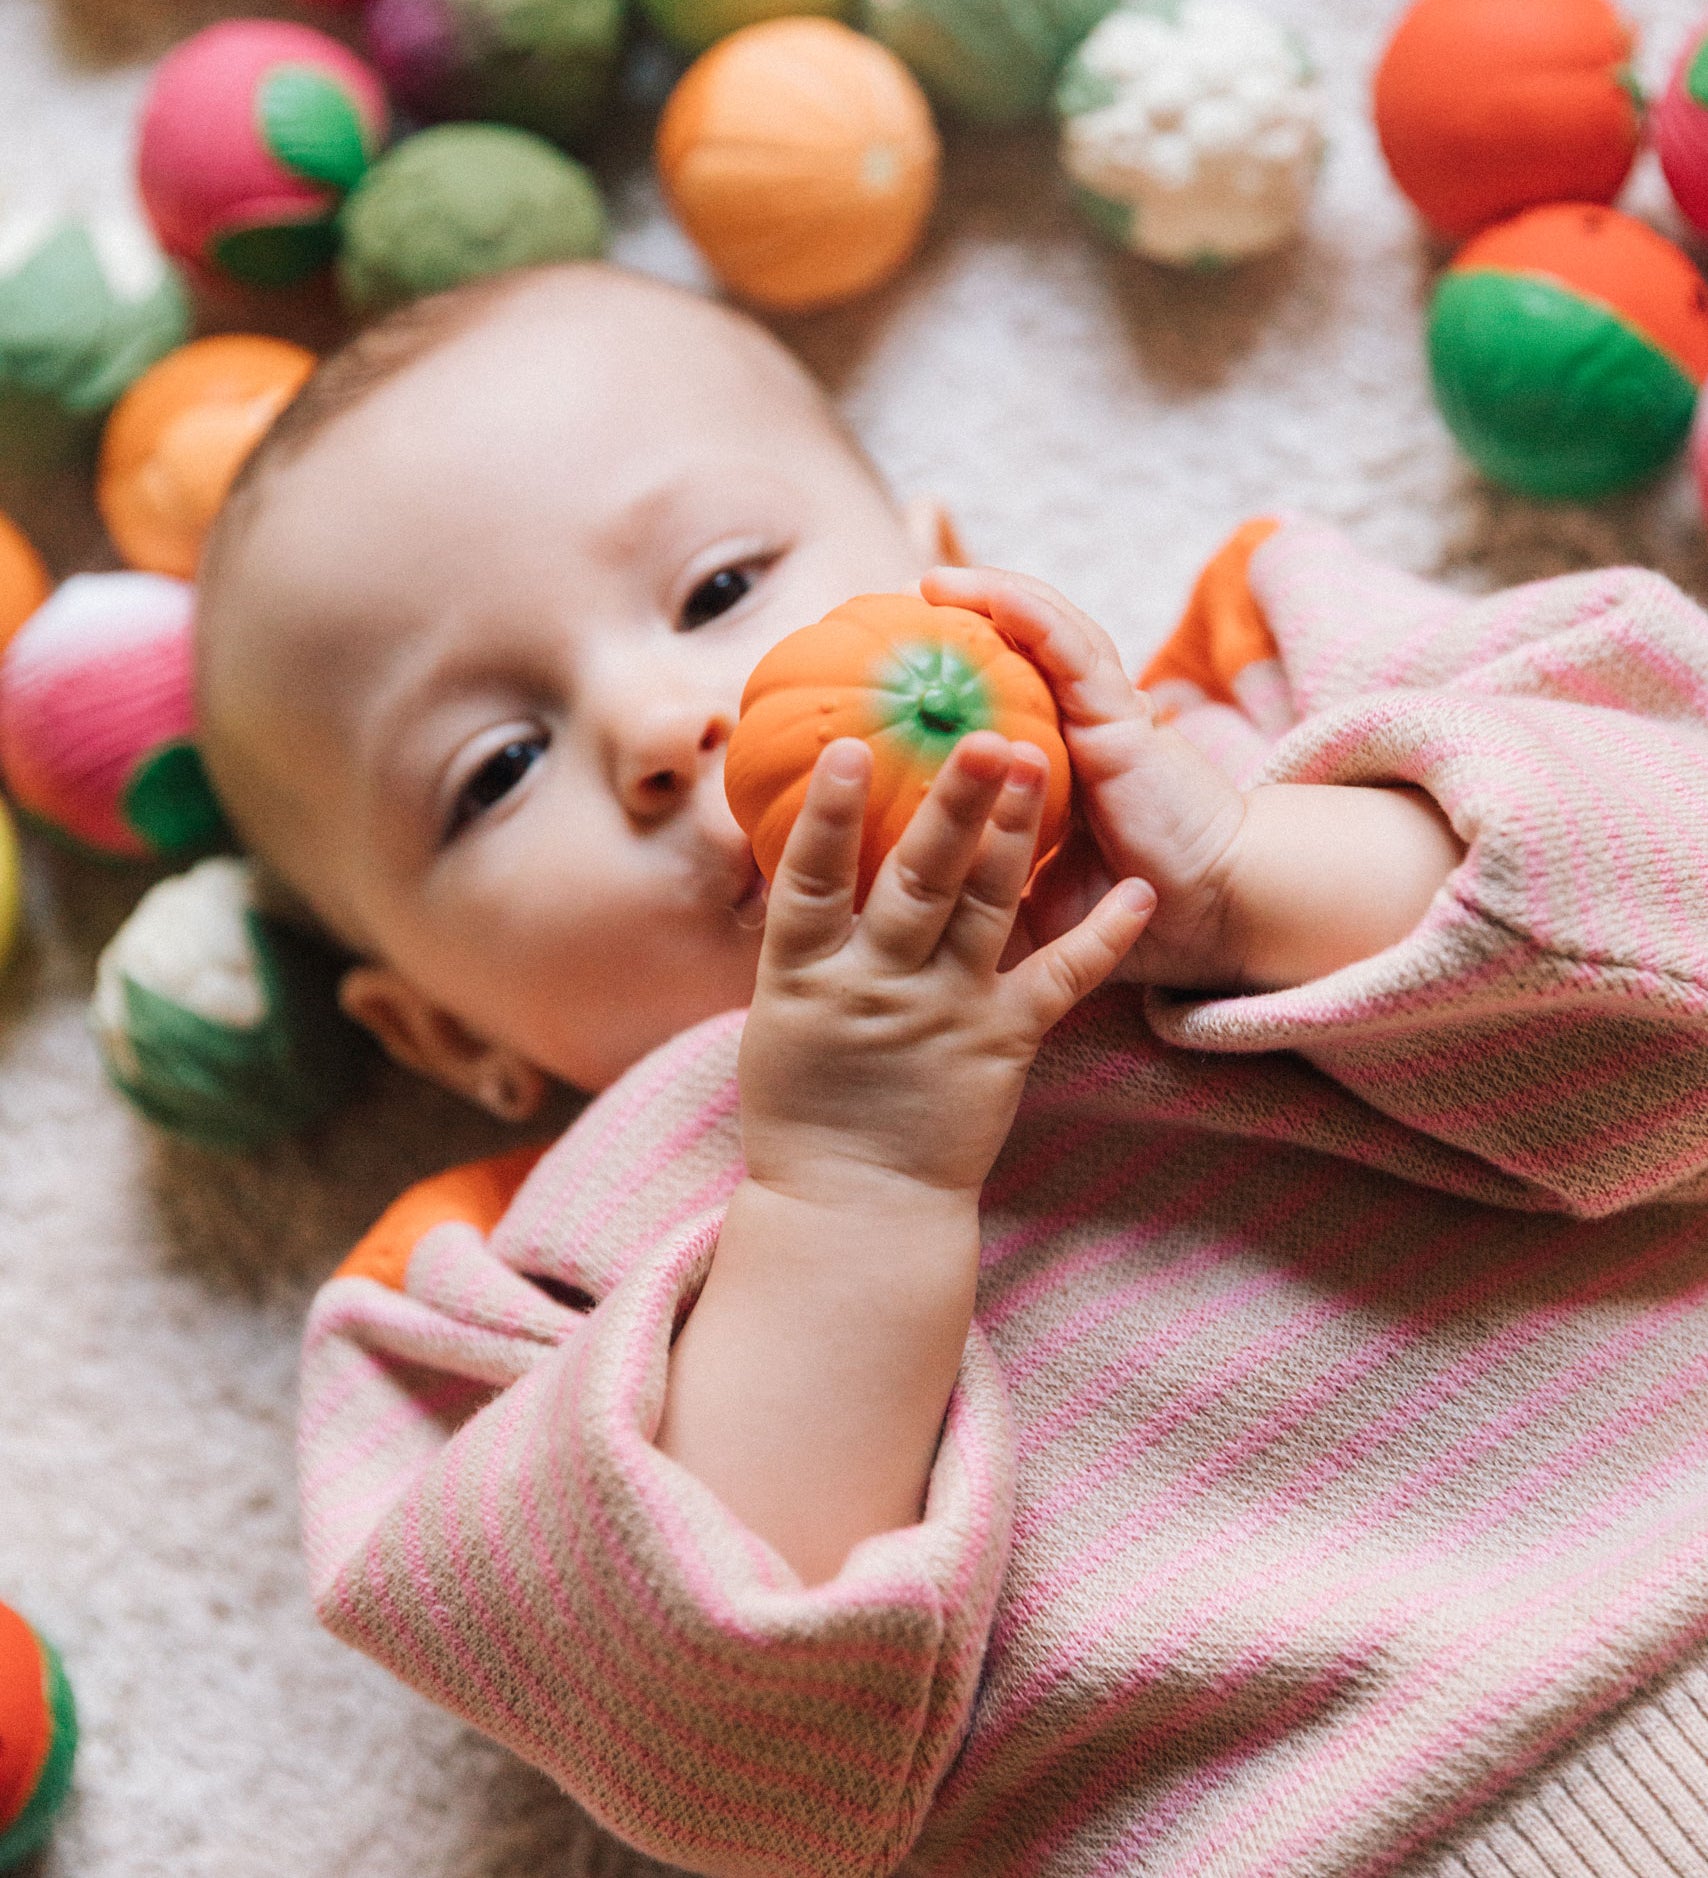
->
[730,853,768,930]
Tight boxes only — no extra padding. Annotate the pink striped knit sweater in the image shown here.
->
[299,520,1708,1878]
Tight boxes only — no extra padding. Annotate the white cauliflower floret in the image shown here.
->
[1058,0,1322,264]
[94,858,266,1079]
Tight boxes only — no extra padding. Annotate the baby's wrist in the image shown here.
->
[715,1171,982,1312]
[1218,782,1464,992]
[740,1151,982,1224]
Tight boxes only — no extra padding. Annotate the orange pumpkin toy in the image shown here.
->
[725,593,1071,907]
[656,18,940,314]
[1373,0,1642,240]
[0,514,49,662]
[97,334,316,579]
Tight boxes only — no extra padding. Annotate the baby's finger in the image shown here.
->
[939,742,1051,973]
[858,732,1013,971]
[1008,878,1156,1035]
[762,739,870,964]
[921,565,1147,737]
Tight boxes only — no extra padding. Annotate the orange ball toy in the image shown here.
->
[0,514,49,663]
[1373,0,1643,240]
[97,334,316,578]
[725,593,1071,908]
[656,18,939,313]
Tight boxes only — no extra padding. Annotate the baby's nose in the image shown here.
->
[617,709,731,821]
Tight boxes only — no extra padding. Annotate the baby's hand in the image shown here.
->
[921,565,1251,988]
[921,567,1467,995]
[739,733,1153,1206]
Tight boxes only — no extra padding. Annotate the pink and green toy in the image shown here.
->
[1655,19,1708,239]
[0,572,225,862]
[137,20,389,289]
[0,1602,76,1870]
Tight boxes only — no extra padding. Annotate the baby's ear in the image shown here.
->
[904,497,968,568]
[338,964,546,1123]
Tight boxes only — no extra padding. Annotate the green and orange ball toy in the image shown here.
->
[1374,0,1643,241]
[0,1602,77,1868]
[725,592,1070,908]
[1428,204,1708,501]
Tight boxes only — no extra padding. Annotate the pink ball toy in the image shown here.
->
[138,20,389,289]
[0,573,225,861]
[1657,22,1708,238]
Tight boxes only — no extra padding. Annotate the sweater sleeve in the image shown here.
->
[1146,527,1708,1218]
[299,1013,1016,1878]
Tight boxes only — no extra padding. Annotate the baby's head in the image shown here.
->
[197,264,954,1115]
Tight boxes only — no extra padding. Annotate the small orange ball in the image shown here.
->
[726,592,1071,907]
[1373,0,1642,240]
[657,17,939,313]
[97,334,316,578]
[0,514,49,662]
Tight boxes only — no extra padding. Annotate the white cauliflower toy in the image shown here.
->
[92,856,369,1151]
[1056,0,1322,265]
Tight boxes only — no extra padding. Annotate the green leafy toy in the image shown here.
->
[91,857,372,1151]
[0,206,189,467]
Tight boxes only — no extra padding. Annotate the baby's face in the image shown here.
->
[201,275,935,1090]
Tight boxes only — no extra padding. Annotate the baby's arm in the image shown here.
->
[922,565,1464,992]
[657,734,1151,1585]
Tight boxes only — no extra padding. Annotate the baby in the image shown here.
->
[204,264,1708,1878]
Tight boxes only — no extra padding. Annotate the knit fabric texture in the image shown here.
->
[299,519,1708,1878]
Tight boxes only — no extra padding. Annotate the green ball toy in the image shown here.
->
[641,0,846,56]
[363,0,624,148]
[337,124,607,315]
[0,210,190,468]
[0,1602,76,1870]
[861,0,1113,122]
[1428,204,1708,502]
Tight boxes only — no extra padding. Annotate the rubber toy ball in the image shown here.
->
[1428,204,1708,501]
[91,856,371,1151]
[657,19,940,313]
[0,799,20,979]
[0,514,49,661]
[642,0,846,56]
[362,0,624,148]
[725,592,1071,907]
[96,335,315,579]
[1056,0,1322,266]
[0,207,190,468]
[861,0,1112,123]
[337,125,606,316]
[138,20,389,289]
[1373,0,1643,240]
[1654,22,1708,239]
[0,1601,76,1871]
[0,572,226,862]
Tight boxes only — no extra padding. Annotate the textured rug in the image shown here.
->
[3,0,1707,1871]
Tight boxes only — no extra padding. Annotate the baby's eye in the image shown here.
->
[680,565,754,630]
[445,735,546,842]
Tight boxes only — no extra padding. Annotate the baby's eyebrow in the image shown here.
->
[358,627,525,831]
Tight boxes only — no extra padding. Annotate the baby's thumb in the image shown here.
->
[1021,879,1155,1030]
[1024,825,1113,948]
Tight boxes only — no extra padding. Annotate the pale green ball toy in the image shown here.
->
[337,124,607,315]
[0,208,189,467]
[861,0,1113,122]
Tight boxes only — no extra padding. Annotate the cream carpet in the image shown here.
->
[3,0,1707,1870]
